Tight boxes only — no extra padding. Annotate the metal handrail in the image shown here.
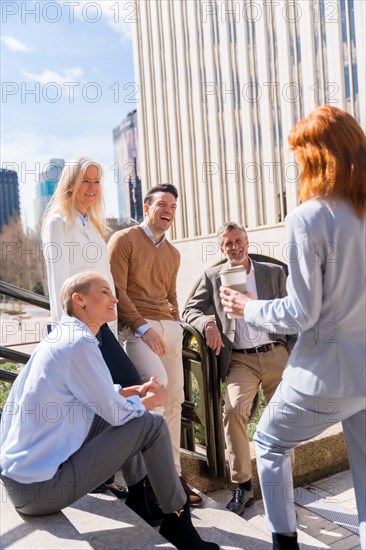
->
[207,347,226,477]
[0,281,49,384]
[0,280,50,310]
[0,367,17,383]
[0,347,30,365]
[182,324,226,477]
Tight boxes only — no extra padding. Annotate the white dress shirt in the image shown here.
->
[233,262,273,349]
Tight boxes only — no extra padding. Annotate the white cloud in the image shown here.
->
[23,68,83,87]
[58,0,135,41]
[1,36,31,53]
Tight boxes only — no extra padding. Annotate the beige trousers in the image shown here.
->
[224,344,289,483]
[119,319,184,475]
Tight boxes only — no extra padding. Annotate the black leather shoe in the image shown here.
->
[89,483,110,494]
[272,533,299,549]
[126,478,163,527]
[89,483,128,498]
[106,484,129,499]
[226,486,254,515]
[160,502,219,549]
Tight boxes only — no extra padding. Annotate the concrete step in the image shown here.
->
[200,491,330,549]
[0,488,171,549]
[1,482,331,550]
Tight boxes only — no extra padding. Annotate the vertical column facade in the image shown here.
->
[132,0,366,302]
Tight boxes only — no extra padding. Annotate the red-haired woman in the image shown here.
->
[220,106,366,550]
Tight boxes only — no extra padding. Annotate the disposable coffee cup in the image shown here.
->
[220,265,247,319]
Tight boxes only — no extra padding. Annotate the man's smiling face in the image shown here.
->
[220,228,249,266]
[143,191,177,237]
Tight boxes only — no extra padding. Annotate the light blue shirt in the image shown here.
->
[75,211,89,226]
[0,316,145,483]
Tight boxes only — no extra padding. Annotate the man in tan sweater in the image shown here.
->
[108,184,202,507]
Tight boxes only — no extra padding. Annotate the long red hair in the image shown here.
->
[289,106,366,217]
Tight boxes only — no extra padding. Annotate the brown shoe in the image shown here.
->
[180,477,203,508]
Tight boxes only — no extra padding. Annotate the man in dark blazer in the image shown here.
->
[184,222,295,516]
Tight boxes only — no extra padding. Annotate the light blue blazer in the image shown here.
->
[245,198,366,399]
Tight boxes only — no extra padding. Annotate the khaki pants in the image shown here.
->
[224,344,289,483]
[119,320,184,475]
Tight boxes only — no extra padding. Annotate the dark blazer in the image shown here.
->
[184,258,295,381]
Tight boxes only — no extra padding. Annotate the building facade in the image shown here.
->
[113,109,143,223]
[34,159,65,226]
[0,169,20,230]
[132,0,366,304]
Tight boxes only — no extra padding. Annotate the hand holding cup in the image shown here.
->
[220,266,247,319]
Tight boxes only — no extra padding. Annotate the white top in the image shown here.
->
[0,316,145,484]
[245,198,366,398]
[42,213,117,333]
[233,262,273,349]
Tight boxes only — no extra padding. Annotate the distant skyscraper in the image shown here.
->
[34,159,65,226]
[113,109,142,222]
[0,169,20,230]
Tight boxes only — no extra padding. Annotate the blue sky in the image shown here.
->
[1,0,137,227]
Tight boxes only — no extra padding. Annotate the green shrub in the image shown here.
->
[188,336,266,444]
[0,363,18,409]
[247,388,266,441]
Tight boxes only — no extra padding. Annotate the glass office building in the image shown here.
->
[113,109,143,222]
[34,159,65,226]
[0,169,20,230]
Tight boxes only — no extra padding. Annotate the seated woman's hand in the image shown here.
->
[139,376,159,396]
[142,384,168,409]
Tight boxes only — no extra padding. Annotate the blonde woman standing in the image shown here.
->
[42,158,113,326]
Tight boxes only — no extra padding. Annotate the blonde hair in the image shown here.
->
[42,158,108,238]
[60,271,105,316]
[289,106,366,218]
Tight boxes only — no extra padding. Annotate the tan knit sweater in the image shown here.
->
[108,225,181,332]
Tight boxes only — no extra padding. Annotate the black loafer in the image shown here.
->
[89,483,110,494]
[89,483,128,498]
[226,486,254,515]
[107,484,129,499]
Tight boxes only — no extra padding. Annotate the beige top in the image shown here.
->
[108,225,181,332]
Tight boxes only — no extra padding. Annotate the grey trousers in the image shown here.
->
[1,412,186,516]
[254,381,366,550]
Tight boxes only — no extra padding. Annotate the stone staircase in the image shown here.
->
[1,425,358,549]
[1,484,331,550]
